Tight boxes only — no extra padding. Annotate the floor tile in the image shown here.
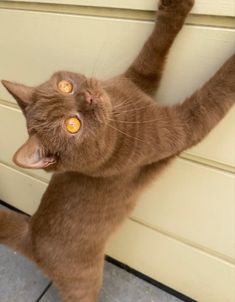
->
[40,285,61,302]
[98,262,182,302]
[0,245,50,302]
[41,262,182,302]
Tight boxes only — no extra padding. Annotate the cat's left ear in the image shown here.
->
[1,80,33,111]
[13,135,56,169]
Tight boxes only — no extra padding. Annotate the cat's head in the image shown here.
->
[2,71,113,173]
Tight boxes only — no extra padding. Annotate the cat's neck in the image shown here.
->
[92,77,162,176]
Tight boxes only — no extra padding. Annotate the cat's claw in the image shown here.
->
[159,0,194,13]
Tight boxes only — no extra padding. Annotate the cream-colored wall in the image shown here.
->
[0,1,234,301]
[5,0,235,16]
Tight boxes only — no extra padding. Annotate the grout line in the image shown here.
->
[35,282,53,302]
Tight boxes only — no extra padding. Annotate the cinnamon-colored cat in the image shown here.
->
[1,1,234,301]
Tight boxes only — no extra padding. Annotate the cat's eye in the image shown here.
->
[58,80,73,94]
[65,117,81,134]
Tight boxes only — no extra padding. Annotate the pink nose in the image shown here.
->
[85,92,94,104]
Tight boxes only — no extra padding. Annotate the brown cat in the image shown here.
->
[0,0,234,301]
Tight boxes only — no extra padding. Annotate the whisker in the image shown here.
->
[105,122,147,144]
[87,127,97,139]
[113,103,155,116]
[113,97,154,113]
[113,96,139,108]
[108,118,159,124]
[113,97,134,110]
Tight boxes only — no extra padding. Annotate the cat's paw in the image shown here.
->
[159,0,194,14]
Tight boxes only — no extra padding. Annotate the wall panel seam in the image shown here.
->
[0,99,20,111]
[129,217,235,266]
[179,154,235,174]
[0,160,49,184]
[0,2,234,28]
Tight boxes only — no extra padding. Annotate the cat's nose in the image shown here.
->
[84,92,94,104]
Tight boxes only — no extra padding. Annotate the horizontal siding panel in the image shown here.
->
[1,13,235,104]
[0,11,234,167]
[0,163,46,214]
[6,0,235,17]
[106,219,235,302]
[132,158,235,261]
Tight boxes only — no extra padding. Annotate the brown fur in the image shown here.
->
[0,1,234,301]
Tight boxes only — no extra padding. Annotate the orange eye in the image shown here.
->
[65,117,81,134]
[58,80,73,93]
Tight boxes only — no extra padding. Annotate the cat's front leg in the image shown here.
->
[125,0,194,95]
[153,54,235,160]
[177,54,235,150]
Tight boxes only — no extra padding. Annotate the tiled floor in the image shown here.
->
[0,205,183,302]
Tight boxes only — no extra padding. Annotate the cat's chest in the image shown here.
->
[32,172,138,241]
[41,172,136,215]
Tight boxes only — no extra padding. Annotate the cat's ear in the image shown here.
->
[13,135,56,169]
[1,80,34,111]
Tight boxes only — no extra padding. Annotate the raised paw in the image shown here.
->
[159,0,194,14]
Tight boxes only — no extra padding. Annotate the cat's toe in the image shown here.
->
[159,0,194,13]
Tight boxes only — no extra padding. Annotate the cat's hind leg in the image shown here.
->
[55,278,102,302]
[0,210,33,259]
[125,0,194,95]
[53,268,103,302]
[46,256,104,302]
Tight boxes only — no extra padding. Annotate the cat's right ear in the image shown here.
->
[1,80,33,111]
[13,135,56,169]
